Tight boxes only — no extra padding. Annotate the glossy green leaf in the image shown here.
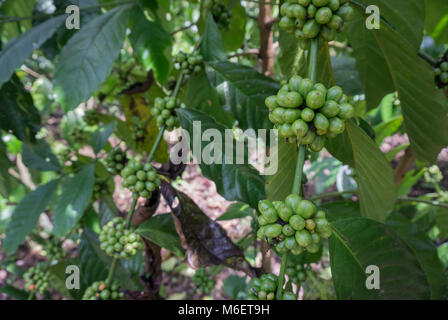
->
[0,75,41,142]
[3,179,59,254]
[177,108,265,209]
[217,202,254,221]
[136,213,185,257]
[21,140,61,171]
[88,121,117,154]
[54,5,131,111]
[220,0,246,51]
[53,164,95,236]
[329,216,431,299]
[425,0,448,44]
[185,70,234,128]
[331,56,363,96]
[346,121,396,222]
[265,139,297,201]
[387,213,447,299]
[207,61,279,132]
[0,15,65,88]
[129,8,171,83]
[200,12,227,62]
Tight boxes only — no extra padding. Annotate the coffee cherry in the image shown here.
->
[43,237,65,261]
[99,217,143,259]
[121,159,160,198]
[82,280,124,300]
[257,197,331,254]
[279,0,353,41]
[152,96,183,131]
[105,148,128,175]
[174,51,203,76]
[24,265,50,294]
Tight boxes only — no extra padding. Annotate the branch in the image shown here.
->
[170,22,196,36]
[258,0,275,76]
[228,48,260,58]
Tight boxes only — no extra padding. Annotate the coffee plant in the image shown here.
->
[0,0,448,302]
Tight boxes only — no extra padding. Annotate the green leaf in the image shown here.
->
[0,75,41,142]
[129,8,171,83]
[217,202,254,221]
[425,0,448,45]
[0,15,65,88]
[3,179,59,254]
[346,121,396,222]
[373,29,448,163]
[386,212,447,299]
[278,30,306,79]
[437,207,448,241]
[136,213,185,257]
[185,70,234,128]
[177,108,265,209]
[347,13,394,109]
[0,139,19,197]
[265,139,297,201]
[223,275,248,300]
[207,61,280,132]
[0,285,29,300]
[0,0,35,39]
[349,2,448,162]
[54,5,131,111]
[21,140,61,171]
[373,116,403,145]
[329,216,431,299]
[53,164,95,236]
[331,56,363,96]
[397,169,425,197]
[325,131,355,168]
[88,121,117,154]
[220,0,246,51]
[200,12,227,62]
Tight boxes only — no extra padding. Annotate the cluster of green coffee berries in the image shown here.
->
[82,280,124,300]
[130,116,145,142]
[247,274,297,300]
[203,0,232,30]
[42,238,65,261]
[286,263,307,285]
[99,217,143,259]
[266,76,354,151]
[93,178,112,199]
[23,265,50,294]
[435,60,448,88]
[152,96,184,131]
[174,51,203,76]
[280,0,354,47]
[67,126,87,145]
[105,148,128,175]
[121,159,161,198]
[257,194,331,255]
[192,269,216,294]
[83,109,100,126]
[424,165,443,185]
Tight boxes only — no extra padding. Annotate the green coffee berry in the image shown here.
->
[105,148,128,175]
[24,265,50,294]
[82,280,124,300]
[99,217,143,259]
[121,159,161,198]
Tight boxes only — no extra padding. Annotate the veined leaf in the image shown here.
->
[54,5,131,111]
[21,140,61,171]
[346,121,396,222]
[177,108,265,209]
[136,214,185,257]
[207,61,280,133]
[0,15,65,88]
[329,216,431,299]
[3,179,59,254]
[129,8,171,83]
[200,12,227,62]
[53,164,95,236]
